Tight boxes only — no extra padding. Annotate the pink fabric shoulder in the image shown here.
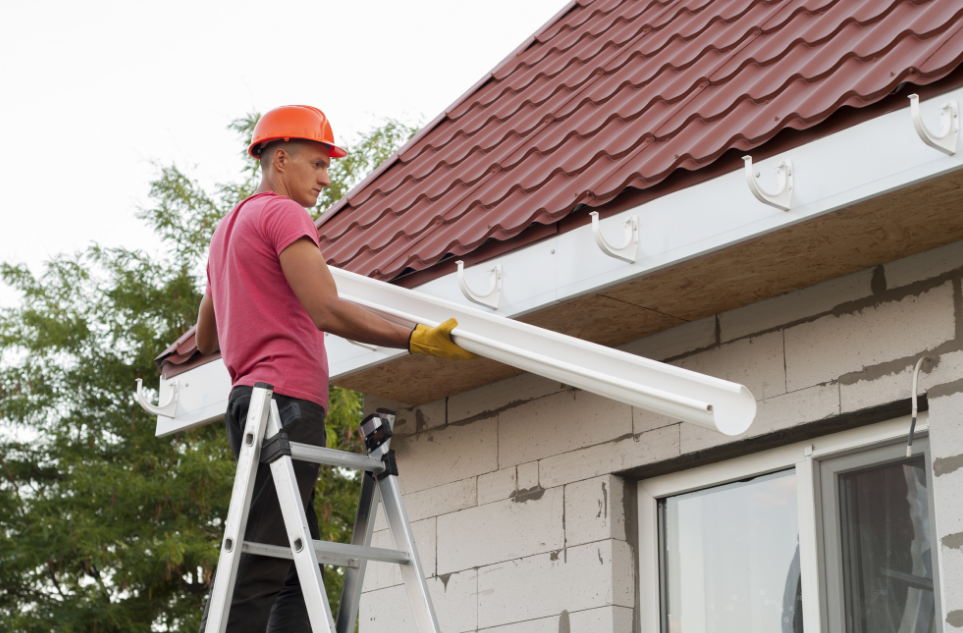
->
[205,192,329,409]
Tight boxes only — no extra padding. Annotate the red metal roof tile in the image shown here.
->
[161,0,963,373]
[316,0,963,282]
[155,327,223,378]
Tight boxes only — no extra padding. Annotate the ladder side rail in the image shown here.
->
[204,383,274,633]
[380,474,442,633]
[336,472,382,633]
[266,399,338,633]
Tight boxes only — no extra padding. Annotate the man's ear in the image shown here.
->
[271,147,289,172]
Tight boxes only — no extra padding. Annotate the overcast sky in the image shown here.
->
[1,0,566,303]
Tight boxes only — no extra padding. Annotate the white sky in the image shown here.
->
[0,0,566,304]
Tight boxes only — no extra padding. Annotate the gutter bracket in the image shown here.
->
[909,93,958,156]
[135,378,178,417]
[590,211,639,263]
[456,261,502,310]
[743,155,793,211]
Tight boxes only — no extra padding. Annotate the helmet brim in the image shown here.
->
[248,139,347,160]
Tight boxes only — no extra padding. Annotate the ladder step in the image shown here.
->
[287,441,386,473]
[241,539,410,569]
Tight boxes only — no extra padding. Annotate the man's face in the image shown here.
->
[283,142,332,207]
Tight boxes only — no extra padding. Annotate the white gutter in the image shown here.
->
[333,268,756,435]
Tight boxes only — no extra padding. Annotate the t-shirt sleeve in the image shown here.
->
[205,261,213,297]
[259,198,321,256]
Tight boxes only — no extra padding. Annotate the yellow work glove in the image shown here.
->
[408,318,478,361]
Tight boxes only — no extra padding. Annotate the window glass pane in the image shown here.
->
[838,456,936,633]
[661,469,802,633]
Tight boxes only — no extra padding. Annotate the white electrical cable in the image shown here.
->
[906,356,928,458]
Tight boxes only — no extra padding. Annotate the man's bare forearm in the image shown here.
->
[195,294,220,355]
[316,298,412,348]
[278,238,414,349]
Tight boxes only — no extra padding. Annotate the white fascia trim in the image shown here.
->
[328,88,963,378]
[153,356,232,437]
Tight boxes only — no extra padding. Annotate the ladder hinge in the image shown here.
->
[361,411,394,454]
[377,450,399,480]
[260,430,292,464]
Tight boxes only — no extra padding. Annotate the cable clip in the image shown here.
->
[906,356,929,458]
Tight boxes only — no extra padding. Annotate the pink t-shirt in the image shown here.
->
[205,192,329,409]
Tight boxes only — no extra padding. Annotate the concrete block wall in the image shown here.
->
[359,239,963,632]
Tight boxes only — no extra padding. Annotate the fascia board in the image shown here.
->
[153,356,232,437]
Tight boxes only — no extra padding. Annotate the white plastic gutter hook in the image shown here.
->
[743,155,793,211]
[135,378,178,417]
[590,211,639,263]
[909,93,958,156]
[456,260,502,309]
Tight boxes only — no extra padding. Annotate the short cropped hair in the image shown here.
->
[257,139,305,169]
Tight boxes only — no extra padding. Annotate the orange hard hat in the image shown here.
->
[248,105,347,159]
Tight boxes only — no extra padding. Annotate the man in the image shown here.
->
[194,105,473,632]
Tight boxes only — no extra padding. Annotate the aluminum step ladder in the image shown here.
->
[203,382,440,633]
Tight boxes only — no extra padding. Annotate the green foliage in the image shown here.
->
[0,115,417,631]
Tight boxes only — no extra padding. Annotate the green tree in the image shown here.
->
[0,115,418,631]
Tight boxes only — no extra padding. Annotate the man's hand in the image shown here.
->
[409,318,478,361]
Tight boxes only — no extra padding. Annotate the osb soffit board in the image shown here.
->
[332,168,963,405]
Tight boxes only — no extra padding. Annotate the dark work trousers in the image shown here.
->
[198,386,327,633]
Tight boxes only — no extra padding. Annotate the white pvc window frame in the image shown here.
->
[637,413,935,633]
[819,436,943,633]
